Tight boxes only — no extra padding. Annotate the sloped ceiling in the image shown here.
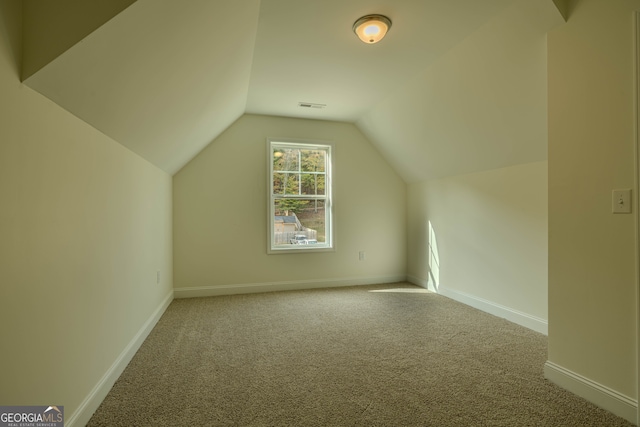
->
[22,0,565,180]
[358,0,565,182]
[24,0,261,175]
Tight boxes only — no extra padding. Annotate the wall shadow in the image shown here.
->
[0,0,22,80]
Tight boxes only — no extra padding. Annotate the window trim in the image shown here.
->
[267,138,335,254]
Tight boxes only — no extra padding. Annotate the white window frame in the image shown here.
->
[267,138,335,254]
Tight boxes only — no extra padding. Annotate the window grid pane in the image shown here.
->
[273,199,327,245]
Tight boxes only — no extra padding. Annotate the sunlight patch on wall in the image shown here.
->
[427,220,440,292]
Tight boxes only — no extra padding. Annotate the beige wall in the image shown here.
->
[173,114,406,294]
[407,161,548,324]
[0,0,173,422]
[548,0,638,400]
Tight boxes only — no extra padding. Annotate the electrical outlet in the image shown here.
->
[359,251,366,261]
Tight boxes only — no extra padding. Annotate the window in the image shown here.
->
[268,139,333,253]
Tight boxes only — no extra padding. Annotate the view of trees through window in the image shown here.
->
[271,143,331,248]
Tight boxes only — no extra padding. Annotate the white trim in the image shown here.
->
[407,274,428,289]
[544,361,638,425]
[634,11,640,425]
[65,291,174,427]
[407,274,438,292]
[436,286,548,335]
[267,138,335,254]
[173,275,407,298]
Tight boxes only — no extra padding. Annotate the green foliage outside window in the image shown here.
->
[273,148,326,215]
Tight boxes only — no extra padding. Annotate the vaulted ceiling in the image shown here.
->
[22,0,565,182]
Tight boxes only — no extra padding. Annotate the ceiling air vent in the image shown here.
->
[298,102,326,109]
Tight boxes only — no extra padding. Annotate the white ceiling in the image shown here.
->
[245,0,514,122]
[23,0,564,180]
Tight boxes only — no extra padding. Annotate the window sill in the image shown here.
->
[268,244,334,254]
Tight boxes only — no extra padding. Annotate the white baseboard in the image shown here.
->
[174,275,408,298]
[544,361,638,425]
[407,274,437,292]
[66,291,174,427]
[407,274,427,289]
[435,286,548,335]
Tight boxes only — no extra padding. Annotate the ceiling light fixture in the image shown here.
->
[353,14,392,44]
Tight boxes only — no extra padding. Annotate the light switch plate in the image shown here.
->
[612,189,632,214]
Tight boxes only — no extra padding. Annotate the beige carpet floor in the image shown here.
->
[88,283,634,426]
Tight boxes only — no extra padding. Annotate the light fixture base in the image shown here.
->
[353,14,392,44]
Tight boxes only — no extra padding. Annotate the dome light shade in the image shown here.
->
[353,14,392,44]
